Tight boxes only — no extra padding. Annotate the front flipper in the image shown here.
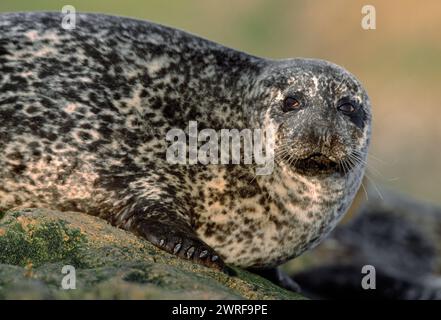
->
[100,173,229,273]
[130,212,226,271]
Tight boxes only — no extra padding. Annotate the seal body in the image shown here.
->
[0,12,371,269]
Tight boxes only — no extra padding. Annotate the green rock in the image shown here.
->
[0,208,305,300]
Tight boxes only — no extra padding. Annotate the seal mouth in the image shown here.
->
[292,153,342,176]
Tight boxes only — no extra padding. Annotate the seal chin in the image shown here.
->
[292,153,344,176]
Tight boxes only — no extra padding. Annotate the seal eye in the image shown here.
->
[282,97,301,112]
[338,102,356,114]
[337,99,366,129]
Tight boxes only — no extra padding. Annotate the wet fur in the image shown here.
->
[0,13,371,268]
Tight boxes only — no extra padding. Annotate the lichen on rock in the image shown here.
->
[0,208,304,300]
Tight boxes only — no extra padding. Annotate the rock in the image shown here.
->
[283,187,441,299]
[0,208,304,300]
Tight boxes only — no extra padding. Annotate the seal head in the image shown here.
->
[248,58,371,178]
[214,58,373,267]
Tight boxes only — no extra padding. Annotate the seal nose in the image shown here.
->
[312,124,333,157]
[314,124,327,137]
[312,107,335,149]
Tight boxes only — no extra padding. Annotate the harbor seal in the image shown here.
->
[0,12,371,271]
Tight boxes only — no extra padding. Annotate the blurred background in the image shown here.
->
[1,0,440,204]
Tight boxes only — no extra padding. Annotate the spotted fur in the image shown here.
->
[0,12,371,268]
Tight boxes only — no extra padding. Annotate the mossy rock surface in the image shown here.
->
[0,208,304,300]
